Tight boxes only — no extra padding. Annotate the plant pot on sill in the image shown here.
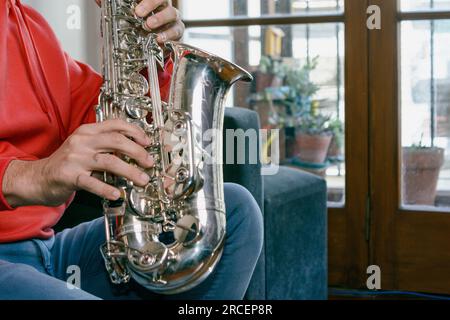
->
[296,132,333,164]
[290,158,329,178]
[402,146,445,206]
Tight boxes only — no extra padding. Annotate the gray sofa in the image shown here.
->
[57,107,328,300]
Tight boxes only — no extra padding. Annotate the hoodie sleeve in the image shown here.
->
[0,143,38,211]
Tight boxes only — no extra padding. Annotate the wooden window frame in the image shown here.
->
[176,0,371,290]
[370,0,450,294]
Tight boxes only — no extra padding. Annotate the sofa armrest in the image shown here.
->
[223,107,263,210]
[263,167,327,299]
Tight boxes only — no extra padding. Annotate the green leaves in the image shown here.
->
[285,56,320,100]
[297,113,333,136]
[258,56,285,78]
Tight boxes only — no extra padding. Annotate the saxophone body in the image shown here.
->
[96,0,252,294]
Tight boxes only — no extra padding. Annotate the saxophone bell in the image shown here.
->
[97,0,252,294]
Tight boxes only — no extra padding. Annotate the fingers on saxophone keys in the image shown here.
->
[144,6,179,31]
[92,153,151,187]
[76,174,122,201]
[96,133,154,169]
[99,119,151,147]
[157,22,184,43]
[164,176,176,189]
[163,144,173,152]
[135,0,167,18]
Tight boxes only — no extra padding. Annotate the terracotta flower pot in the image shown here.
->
[402,147,445,206]
[296,132,333,164]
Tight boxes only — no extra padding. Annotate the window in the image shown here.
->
[180,0,346,205]
[181,0,344,20]
[399,1,450,210]
[401,0,450,11]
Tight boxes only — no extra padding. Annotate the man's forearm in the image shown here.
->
[2,159,48,208]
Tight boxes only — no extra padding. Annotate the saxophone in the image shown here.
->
[96,0,252,294]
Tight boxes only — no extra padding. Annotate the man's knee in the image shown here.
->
[0,260,36,276]
[0,261,100,300]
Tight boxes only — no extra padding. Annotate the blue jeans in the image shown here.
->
[0,183,263,300]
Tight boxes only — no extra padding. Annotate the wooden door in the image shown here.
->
[370,0,450,294]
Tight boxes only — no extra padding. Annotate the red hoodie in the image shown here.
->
[0,0,171,242]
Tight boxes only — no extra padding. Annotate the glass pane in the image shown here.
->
[401,20,450,210]
[401,0,450,11]
[181,0,344,20]
[183,23,346,205]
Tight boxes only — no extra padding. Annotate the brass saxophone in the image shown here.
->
[96,0,252,294]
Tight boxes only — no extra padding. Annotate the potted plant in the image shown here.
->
[402,139,445,206]
[281,57,334,164]
[295,112,333,164]
[284,57,319,115]
[280,57,321,160]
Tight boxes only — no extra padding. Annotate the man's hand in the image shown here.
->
[3,120,154,208]
[95,0,185,43]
